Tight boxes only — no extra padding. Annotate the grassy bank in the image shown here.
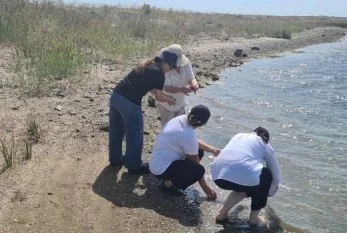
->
[1,0,346,93]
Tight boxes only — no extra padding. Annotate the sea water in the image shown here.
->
[188,37,347,233]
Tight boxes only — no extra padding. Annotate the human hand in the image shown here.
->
[180,87,193,96]
[166,96,176,106]
[204,187,217,201]
[212,149,221,157]
[190,84,199,94]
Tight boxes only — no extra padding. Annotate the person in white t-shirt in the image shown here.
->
[149,105,220,199]
[211,127,282,224]
[155,44,200,127]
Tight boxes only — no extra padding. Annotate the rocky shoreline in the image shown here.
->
[0,27,346,233]
[184,27,346,88]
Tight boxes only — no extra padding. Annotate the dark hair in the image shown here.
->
[253,127,270,144]
[187,114,204,127]
[134,58,156,74]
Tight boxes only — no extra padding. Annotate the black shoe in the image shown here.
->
[159,182,185,196]
[128,163,150,175]
[110,156,125,167]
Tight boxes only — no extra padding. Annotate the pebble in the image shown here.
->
[54,105,63,111]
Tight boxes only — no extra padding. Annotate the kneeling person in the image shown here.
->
[149,105,220,199]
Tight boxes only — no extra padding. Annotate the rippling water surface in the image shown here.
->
[188,37,347,233]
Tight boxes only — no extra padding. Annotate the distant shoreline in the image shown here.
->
[183,27,346,87]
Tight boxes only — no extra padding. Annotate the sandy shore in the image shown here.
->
[0,27,346,233]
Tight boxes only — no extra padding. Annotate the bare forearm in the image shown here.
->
[163,85,182,93]
[198,139,218,154]
[199,176,210,192]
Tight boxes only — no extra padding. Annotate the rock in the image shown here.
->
[89,97,94,102]
[212,76,220,81]
[12,106,20,110]
[54,105,63,111]
[234,49,243,57]
[343,33,346,36]
[230,62,239,67]
[109,68,115,71]
[192,63,199,68]
[99,123,109,132]
[198,83,205,89]
[322,34,325,37]
[56,91,67,97]
[76,129,80,133]
[205,82,212,86]
[196,71,203,76]
[147,96,156,108]
[204,72,211,77]
[83,95,92,99]
[68,111,77,115]
[242,53,248,58]
[157,116,161,121]
[47,192,53,195]
[83,71,90,74]
[143,131,150,135]
[251,47,260,50]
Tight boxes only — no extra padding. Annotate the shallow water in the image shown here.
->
[187,37,347,233]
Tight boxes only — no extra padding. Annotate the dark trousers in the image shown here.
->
[214,168,273,211]
[154,149,205,190]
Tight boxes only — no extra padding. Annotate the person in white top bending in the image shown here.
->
[211,127,282,224]
[149,105,220,199]
[155,44,200,127]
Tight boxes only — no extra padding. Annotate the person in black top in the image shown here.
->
[109,50,177,174]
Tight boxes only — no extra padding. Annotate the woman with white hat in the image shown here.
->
[155,44,200,127]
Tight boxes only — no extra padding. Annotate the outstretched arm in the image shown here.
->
[186,154,217,200]
[150,89,176,105]
[198,139,221,157]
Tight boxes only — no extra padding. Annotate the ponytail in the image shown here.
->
[134,58,156,74]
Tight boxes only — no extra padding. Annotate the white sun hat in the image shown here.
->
[160,44,189,67]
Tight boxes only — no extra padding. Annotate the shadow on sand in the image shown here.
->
[92,165,203,227]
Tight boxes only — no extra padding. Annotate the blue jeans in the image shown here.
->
[109,91,144,169]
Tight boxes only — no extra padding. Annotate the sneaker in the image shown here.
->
[128,163,150,175]
[159,181,185,196]
[110,156,125,167]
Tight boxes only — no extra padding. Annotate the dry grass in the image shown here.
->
[26,115,42,144]
[0,133,17,170]
[0,1,346,94]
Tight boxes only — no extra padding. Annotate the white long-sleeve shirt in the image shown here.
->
[211,132,282,196]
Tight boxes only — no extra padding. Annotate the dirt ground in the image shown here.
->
[0,27,346,233]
